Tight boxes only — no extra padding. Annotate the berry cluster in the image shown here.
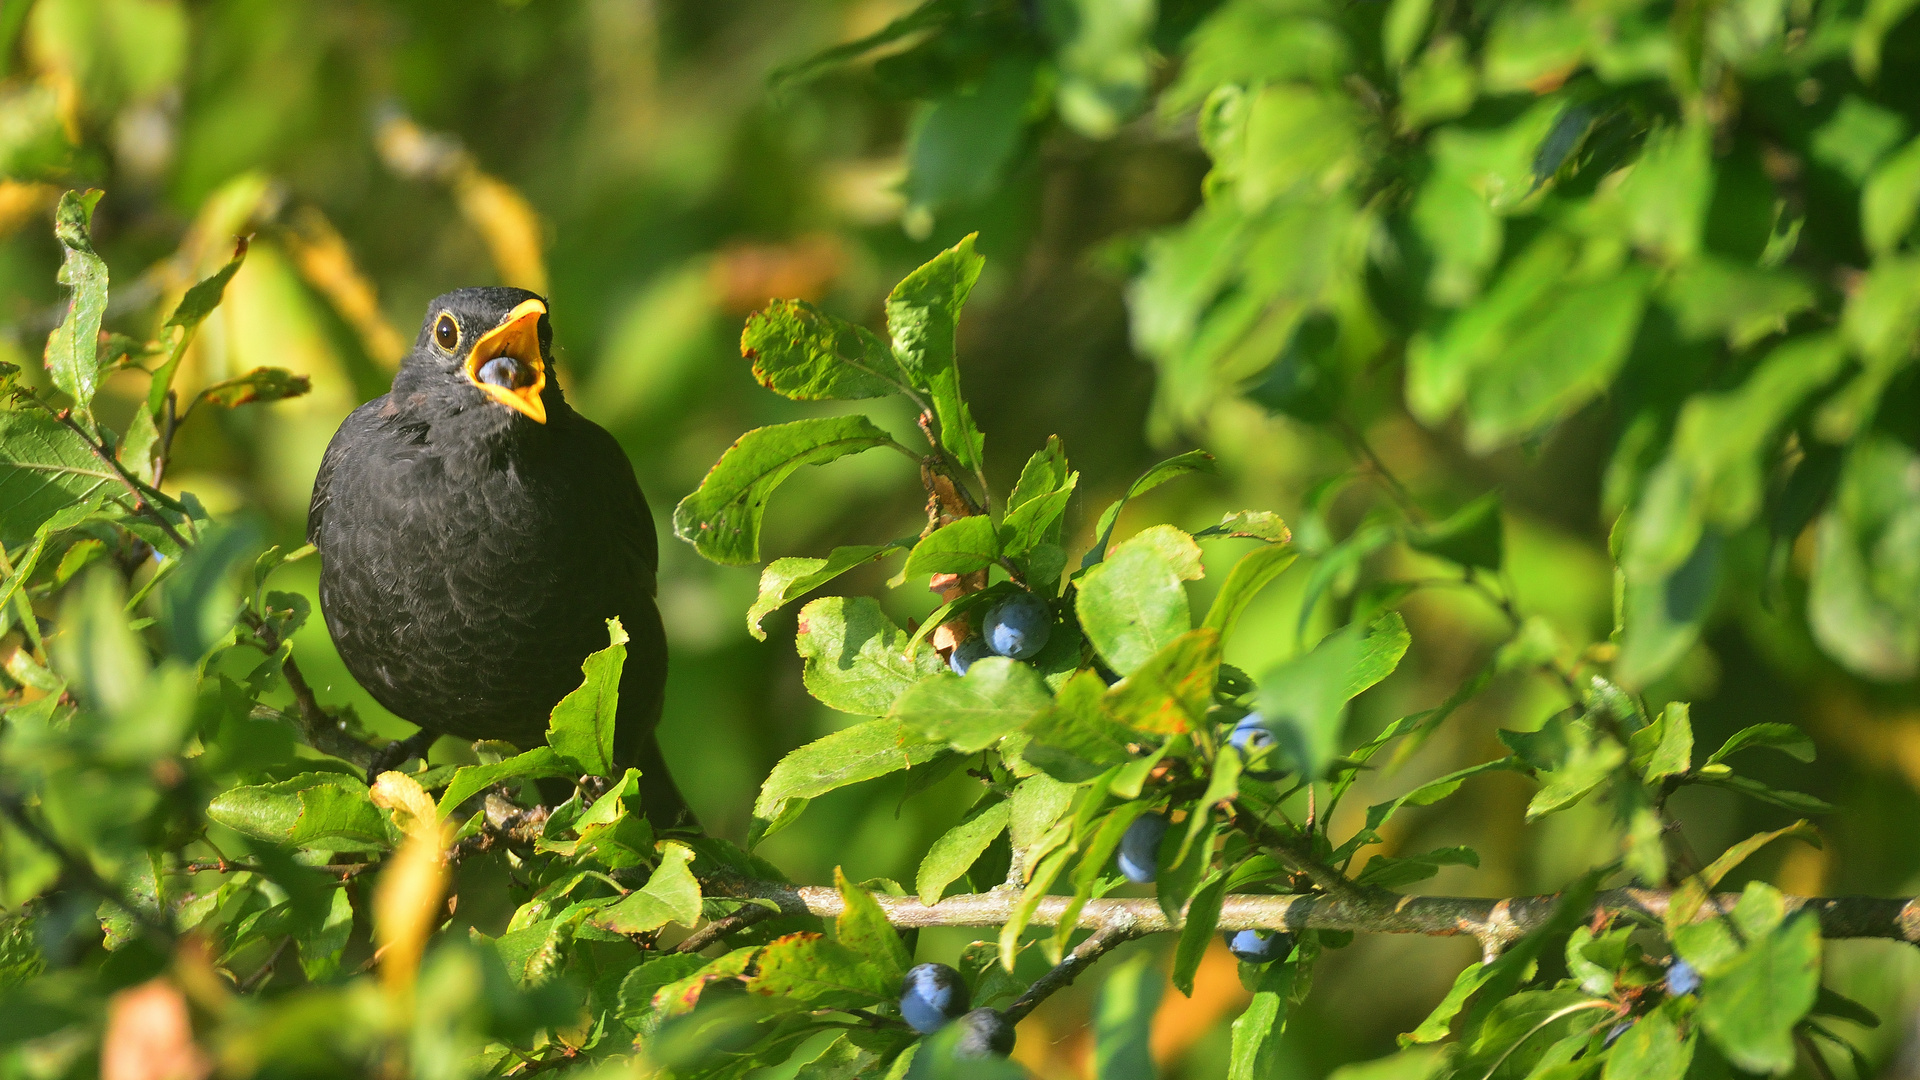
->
[898,963,1016,1059]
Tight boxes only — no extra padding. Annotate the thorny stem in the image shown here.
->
[1003,922,1141,1024]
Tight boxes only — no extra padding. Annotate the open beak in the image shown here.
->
[464,298,548,424]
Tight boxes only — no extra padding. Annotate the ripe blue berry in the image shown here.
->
[1116,814,1167,884]
[983,593,1051,659]
[953,1008,1016,1058]
[899,962,970,1034]
[1229,713,1274,753]
[477,355,534,389]
[1223,929,1293,964]
[949,637,993,676]
[1665,959,1700,997]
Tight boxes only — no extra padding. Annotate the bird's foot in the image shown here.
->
[367,730,437,780]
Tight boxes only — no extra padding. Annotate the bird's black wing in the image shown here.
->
[567,417,659,588]
[308,395,393,545]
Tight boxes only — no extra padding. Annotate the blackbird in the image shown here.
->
[308,287,686,824]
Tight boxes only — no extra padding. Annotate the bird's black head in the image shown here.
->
[399,287,555,425]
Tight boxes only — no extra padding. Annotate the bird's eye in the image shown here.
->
[434,313,459,351]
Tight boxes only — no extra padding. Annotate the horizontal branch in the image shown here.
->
[709,878,1920,961]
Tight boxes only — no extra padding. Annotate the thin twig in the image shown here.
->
[674,904,781,954]
[238,935,294,993]
[703,877,1920,950]
[1003,922,1141,1024]
[0,795,174,944]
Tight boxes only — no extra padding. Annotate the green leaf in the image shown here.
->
[916,799,1009,905]
[673,415,903,565]
[1023,670,1141,782]
[1193,510,1291,543]
[193,367,312,408]
[150,236,248,415]
[45,190,108,412]
[1229,953,1301,1080]
[891,657,1052,753]
[749,930,895,1009]
[1053,0,1154,138]
[744,299,912,401]
[1628,702,1693,782]
[1172,872,1227,996]
[1501,715,1626,820]
[436,746,572,816]
[795,596,945,716]
[1808,435,1920,680]
[596,842,701,934]
[753,718,950,842]
[1383,0,1436,68]
[1617,530,1724,691]
[1623,119,1714,265]
[1354,846,1478,890]
[1660,260,1816,349]
[1009,436,1070,511]
[905,59,1037,217]
[1094,953,1163,1080]
[1863,135,1920,254]
[1481,5,1587,93]
[1408,493,1502,570]
[1259,625,1367,781]
[159,520,258,662]
[206,773,397,853]
[293,887,354,981]
[1697,911,1821,1074]
[1077,527,1202,675]
[1705,723,1814,767]
[831,867,911,980]
[546,618,626,776]
[746,544,906,641]
[1083,451,1217,568]
[1203,546,1298,644]
[1347,612,1411,699]
[1104,628,1221,736]
[886,234,987,473]
[0,411,116,553]
[903,515,1000,577]
[1811,96,1907,185]
[998,480,1077,561]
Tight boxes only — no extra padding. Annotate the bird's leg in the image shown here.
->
[367,730,437,780]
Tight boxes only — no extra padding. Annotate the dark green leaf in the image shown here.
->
[1104,628,1220,736]
[795,596,945,716]
[892,657,1053,752]
[596,842,701,934]
[916,799,1009,905]
[746,543,907,640]
[206,773,396,852]
[903,515,999,577]
[150,235,248,415]
[744,299,912,401]
[1228,952,1301,1080]
[1172,873,1227,996]
[753,719,949,841]
[1077,526,1202,675]
[885,234,987,473]
[1408,493,1502,570]
[1704,723,1814,767]
[1095,953,1164,1080]
[1628,701,1693,782]
[1697,912,1821,1074]
[1083,451,1217,568]
[673,415,903,565]
[546,618,627,776]
[0,411,116,551]
[1203,546,1297,644]
[436,747,572,816]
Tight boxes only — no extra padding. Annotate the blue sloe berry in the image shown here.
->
[1116,814,1168,884]
[1665,958,1700,997]
[1223,929,1294,964]
[953,1008,1016,1058]
[1604,1021,1633,1047]
[1229,712,1274,753]
[899,962,970,1034]
[983,593,1051,660]
[949,637,993,676]
[477,355,533,389]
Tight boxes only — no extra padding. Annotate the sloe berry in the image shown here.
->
[899,962,970,1034]
[477,355,533,389]
[983,593,1050,659]
[1116,814,1167,884]
[1223,929,1294,964]
[1665,959,1700,997]
[949,637,992,676]
[953,1008,1016,1059]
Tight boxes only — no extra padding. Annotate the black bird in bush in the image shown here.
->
[308,287,686,824]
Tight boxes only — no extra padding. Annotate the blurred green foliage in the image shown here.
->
[2,0,1920,1077]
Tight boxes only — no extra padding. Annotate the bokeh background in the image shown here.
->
[2,1,1917,1076]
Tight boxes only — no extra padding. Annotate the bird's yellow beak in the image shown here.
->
[464,298,548,424]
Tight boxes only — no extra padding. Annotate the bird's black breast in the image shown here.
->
[309,397,665,750]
